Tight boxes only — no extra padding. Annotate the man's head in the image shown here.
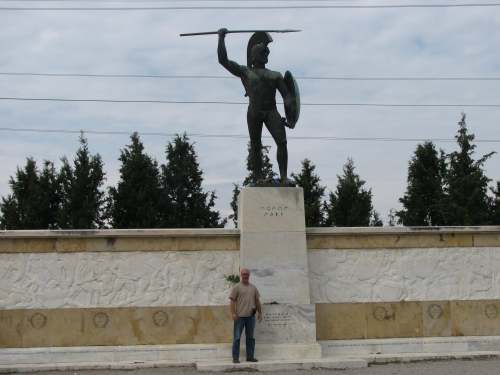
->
[246,31,273,68]
[240,268,250,284]
[250,42,270,67]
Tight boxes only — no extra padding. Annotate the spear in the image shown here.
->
[180,29,301,37]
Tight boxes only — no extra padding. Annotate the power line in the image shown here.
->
[1,96,500,108]
[0,0,401,2]
[0,0,403,2]
[2,71,500,81]
[1,126,499,143]
[2,3,500,10]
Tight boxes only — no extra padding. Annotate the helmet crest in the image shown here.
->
[246,32,273,67]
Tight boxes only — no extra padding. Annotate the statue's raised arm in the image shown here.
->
[217,28,244,78]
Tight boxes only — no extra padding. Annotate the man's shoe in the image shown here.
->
[247,358,258,362]
[232,359,240,364]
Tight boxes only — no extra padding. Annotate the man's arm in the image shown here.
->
[230,298,238,321]
[229,286,238,321]
[218,28,244,78]
[255,294,262,322]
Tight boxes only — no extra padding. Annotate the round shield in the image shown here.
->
[284,70,300,129]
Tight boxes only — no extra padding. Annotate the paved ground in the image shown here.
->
[21,358,500,375]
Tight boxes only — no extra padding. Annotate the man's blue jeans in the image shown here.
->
[232,316,255,360]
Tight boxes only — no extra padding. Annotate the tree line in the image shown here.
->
[0,133,225,229]
[1,114,499,229]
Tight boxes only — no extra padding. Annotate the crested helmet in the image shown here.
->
[246,32,273,67]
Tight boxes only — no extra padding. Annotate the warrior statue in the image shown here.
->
[217,28,300,185]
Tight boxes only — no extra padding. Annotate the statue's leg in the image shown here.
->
[247,110,264,182]
[264,110,287,183]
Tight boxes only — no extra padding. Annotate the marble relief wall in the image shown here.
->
[0,251,239,309]
[308,247,500,304]
[1,245,500,310]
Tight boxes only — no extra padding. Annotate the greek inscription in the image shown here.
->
[93,312,109,328]
[260,206,288,217]
[29,313,47,329]
[263,311,292,328]
[153,311,169,327]
[427,304,444,320]
[485,304,498,320]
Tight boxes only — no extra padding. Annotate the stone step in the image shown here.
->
[196,358,368,372]
[366,351,500,363]
[2,351,500,373]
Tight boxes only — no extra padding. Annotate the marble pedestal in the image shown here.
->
[238,187,320,360]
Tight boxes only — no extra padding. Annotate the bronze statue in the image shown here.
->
[180,28,300,185]
[218,28,300,185]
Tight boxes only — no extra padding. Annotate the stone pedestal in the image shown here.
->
[238,187,320,360]
[238,187,310,304]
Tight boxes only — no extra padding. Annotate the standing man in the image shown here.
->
[229,268,262,363]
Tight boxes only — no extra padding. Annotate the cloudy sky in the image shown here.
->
[1,0,500,225]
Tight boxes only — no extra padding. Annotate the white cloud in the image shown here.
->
[1,4,499,224]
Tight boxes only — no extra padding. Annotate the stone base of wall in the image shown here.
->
[0,343,323,366]
[320,336,500,357]
[0,306,232,348]
[2,337,500,368]
[2,300,500,348]
[0,343,232,366]
[317,300,500,340]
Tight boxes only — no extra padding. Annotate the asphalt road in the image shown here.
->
[25,358,500,375]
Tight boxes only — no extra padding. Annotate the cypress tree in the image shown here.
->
[0,195,19,229]
[58,136,106,229]
[1,158,40,229]
[244,143,277,186]
[397,142,446,226]
[108,133,161,228]
[323,158,374,227]
[291,158,325,227]
[38,161,62,228]
[370,211,383,227]
[490,182,500,225]
[160,134,225,228]
[228,184,241,226]
[229,143,277,226]
[442,114,495,225]
[0,158,60,229]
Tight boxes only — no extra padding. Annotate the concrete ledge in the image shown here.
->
[320,336,500,356]
[0,229,240,238]
[2,342,500,373]
[4,353,500,373]
[366,351,500,364]
[0,358,367,374]
[0,361,193,374]
[2,226,500,253]
[0,344,233,366]
[307,226,500,249]
[307,226,500,235]
[0,229,239,253]
[196,358,367,372]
